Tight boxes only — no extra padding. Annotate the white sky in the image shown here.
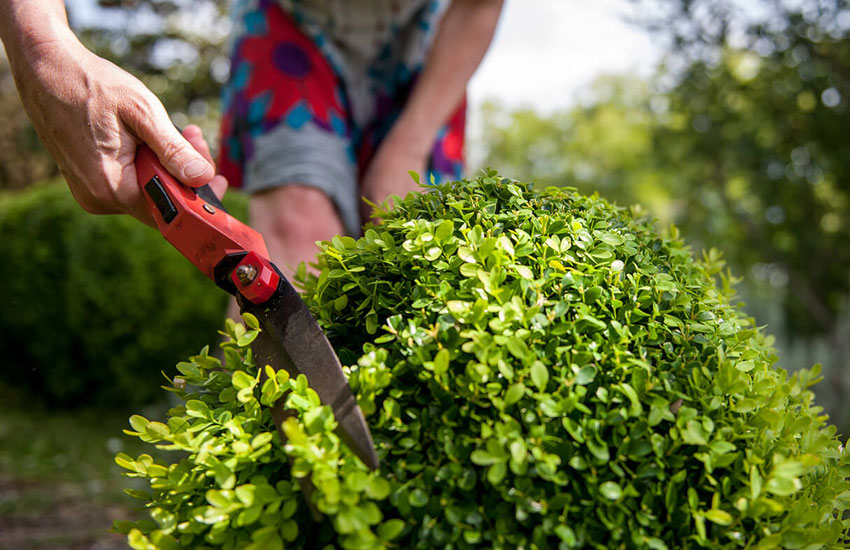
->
[468,0,661,112]
[465,0,661,166]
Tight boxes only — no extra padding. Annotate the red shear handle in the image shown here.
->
[135,144,279,303]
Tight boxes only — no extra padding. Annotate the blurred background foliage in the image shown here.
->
[0,0,847,426]
[0,182,247,410]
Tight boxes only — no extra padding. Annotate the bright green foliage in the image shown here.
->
[118,176,850,549]
[481,2,850,429]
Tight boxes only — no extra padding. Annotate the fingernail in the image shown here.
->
[184,158,212,179]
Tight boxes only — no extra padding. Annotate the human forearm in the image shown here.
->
[0,0,77,67]
[359,0,502,222]
[388,0,503,155]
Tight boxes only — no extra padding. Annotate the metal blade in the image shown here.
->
[241,275,379,470]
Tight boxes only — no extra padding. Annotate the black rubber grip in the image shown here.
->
[144,175,178,224]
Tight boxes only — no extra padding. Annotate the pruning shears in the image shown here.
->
[134,145,379,498]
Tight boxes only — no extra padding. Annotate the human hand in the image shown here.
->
[10,36,225,225]
[359,136,428,225]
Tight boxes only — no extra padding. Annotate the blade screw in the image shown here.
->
[203,203,215,214]
[236,264,258,285]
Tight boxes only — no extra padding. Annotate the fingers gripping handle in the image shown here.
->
[134,144,278,302]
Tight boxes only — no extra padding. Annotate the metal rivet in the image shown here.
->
[236,264,258,285]
[203,203,215,214]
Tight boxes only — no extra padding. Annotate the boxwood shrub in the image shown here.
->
[117,174,850,549]
[0,182,247,408]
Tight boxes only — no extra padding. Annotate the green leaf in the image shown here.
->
[251,432,273,449]
[598,481,622,500]
[366,476,391,500]
[236,329,260,347]
[344,471,370,492]
[237,506,263,527]
[185,400,209,419]
[515,265,534,279]
[750,467,763,499]
[507,337,530,361]
[598,232,625,246]
[435,219,454,242]
[735,360,755,372]
[242,312,260,330]
[433,348,450,378]
[584,285,604,304]
[377,519,406,541]
[555,525,577,544]
[281,519,298,542]
[206,489,232,509]
[505,383,525,406]
[530,361,549,391]
[487,461,507,484]
[114,453,135,471]
[766,474,802,496]
[144,421,169,440]
[128,415,149,433]
[680,420,709,446]
[587,437,610,462]
[575,365,597,385]
[704,509,733,526]
[366,313,379,334]
[470,450,500,466]
[231,370,255,391]
[408,488,429,507]
[235,484,255,506]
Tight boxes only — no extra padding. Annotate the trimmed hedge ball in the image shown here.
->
[117,175,850,550]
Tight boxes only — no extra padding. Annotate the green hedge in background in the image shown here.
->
[0,182,248,409]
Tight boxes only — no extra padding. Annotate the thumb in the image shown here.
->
[121,93,215,187]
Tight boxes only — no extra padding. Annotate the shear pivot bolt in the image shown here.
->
[236,264,258,285]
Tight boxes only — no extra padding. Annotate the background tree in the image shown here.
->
[632,0,850,421]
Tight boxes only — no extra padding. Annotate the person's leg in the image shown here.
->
[224,184,344,321]
[250,184,345,280]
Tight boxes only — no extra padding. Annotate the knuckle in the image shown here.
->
[159,136,189,166]
[121,93,156,123]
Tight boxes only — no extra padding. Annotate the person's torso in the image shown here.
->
[230,0,449,126]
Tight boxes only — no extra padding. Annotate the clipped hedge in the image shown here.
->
[0,182,247,408]
[118,175,849,549]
